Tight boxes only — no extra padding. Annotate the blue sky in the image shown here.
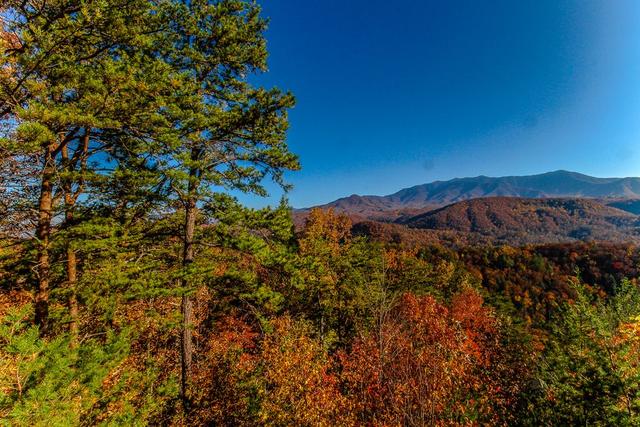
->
[240,0,640,208]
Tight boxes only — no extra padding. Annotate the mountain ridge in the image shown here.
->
[301,171,640,220]
[346,197,640,246]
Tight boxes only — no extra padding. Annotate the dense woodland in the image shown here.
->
[1,1,640,426]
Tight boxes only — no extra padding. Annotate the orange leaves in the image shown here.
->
[258,317,353,426]
[189,315,260,426]
[339,290,509,426]
[451,289,497,363]
[190,315,353,426]
[613,316,640,402]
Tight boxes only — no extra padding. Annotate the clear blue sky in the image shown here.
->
[239,0,640,208]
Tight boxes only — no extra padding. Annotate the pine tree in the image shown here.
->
[0,0,171,334]
[530,278,640,425]
[149,0,299,409]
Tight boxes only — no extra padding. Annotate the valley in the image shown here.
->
[298,171,640,246]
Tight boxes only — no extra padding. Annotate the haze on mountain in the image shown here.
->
[307,170,640,219]
[244,1,640,210]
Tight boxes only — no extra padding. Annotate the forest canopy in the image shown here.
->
[1,1,640,426]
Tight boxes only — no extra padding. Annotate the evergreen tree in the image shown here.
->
[529,278,640,425]
[149,0,299,408]
[0,0,170,334]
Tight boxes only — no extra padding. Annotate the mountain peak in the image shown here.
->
[308,171,640,219]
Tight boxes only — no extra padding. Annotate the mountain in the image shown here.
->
[306,171,640,220]
[295,171,640,245]
[607,199,640,215]
[400,197,640,245]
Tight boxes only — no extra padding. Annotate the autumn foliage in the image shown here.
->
[170,289,526,426]
[338,290,522,426]
[3,0,640,423]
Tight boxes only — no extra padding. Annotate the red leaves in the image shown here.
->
[339,290,507,426]
[182,289,525,426]
[189,315,260,426]
[190,315,354,426]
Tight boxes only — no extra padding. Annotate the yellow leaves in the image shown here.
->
[616,316,640,360]
[299,208,352,257]
[259,317,354,426]
[612,316,640,361]
[189,315,353,426]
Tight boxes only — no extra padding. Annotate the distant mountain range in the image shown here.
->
[296,171,640,245]
[307,170,640,216]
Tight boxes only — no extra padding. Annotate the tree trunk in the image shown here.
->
[61,131,89,344]
[180,198,196,410]
[66,244,78,339]
[35,142,56,335]
[180,149,200,412]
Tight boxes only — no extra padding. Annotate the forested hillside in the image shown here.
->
[304,170,640,220]
[1,1,640,426]
[404,197,640,245]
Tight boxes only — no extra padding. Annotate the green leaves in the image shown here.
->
[0,305,133,425]
[529,278,640,425]
[11,122,55,153]
[1,0,299,422]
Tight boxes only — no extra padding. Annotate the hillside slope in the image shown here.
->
[306,171,640,220]
[400,197,640,245]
